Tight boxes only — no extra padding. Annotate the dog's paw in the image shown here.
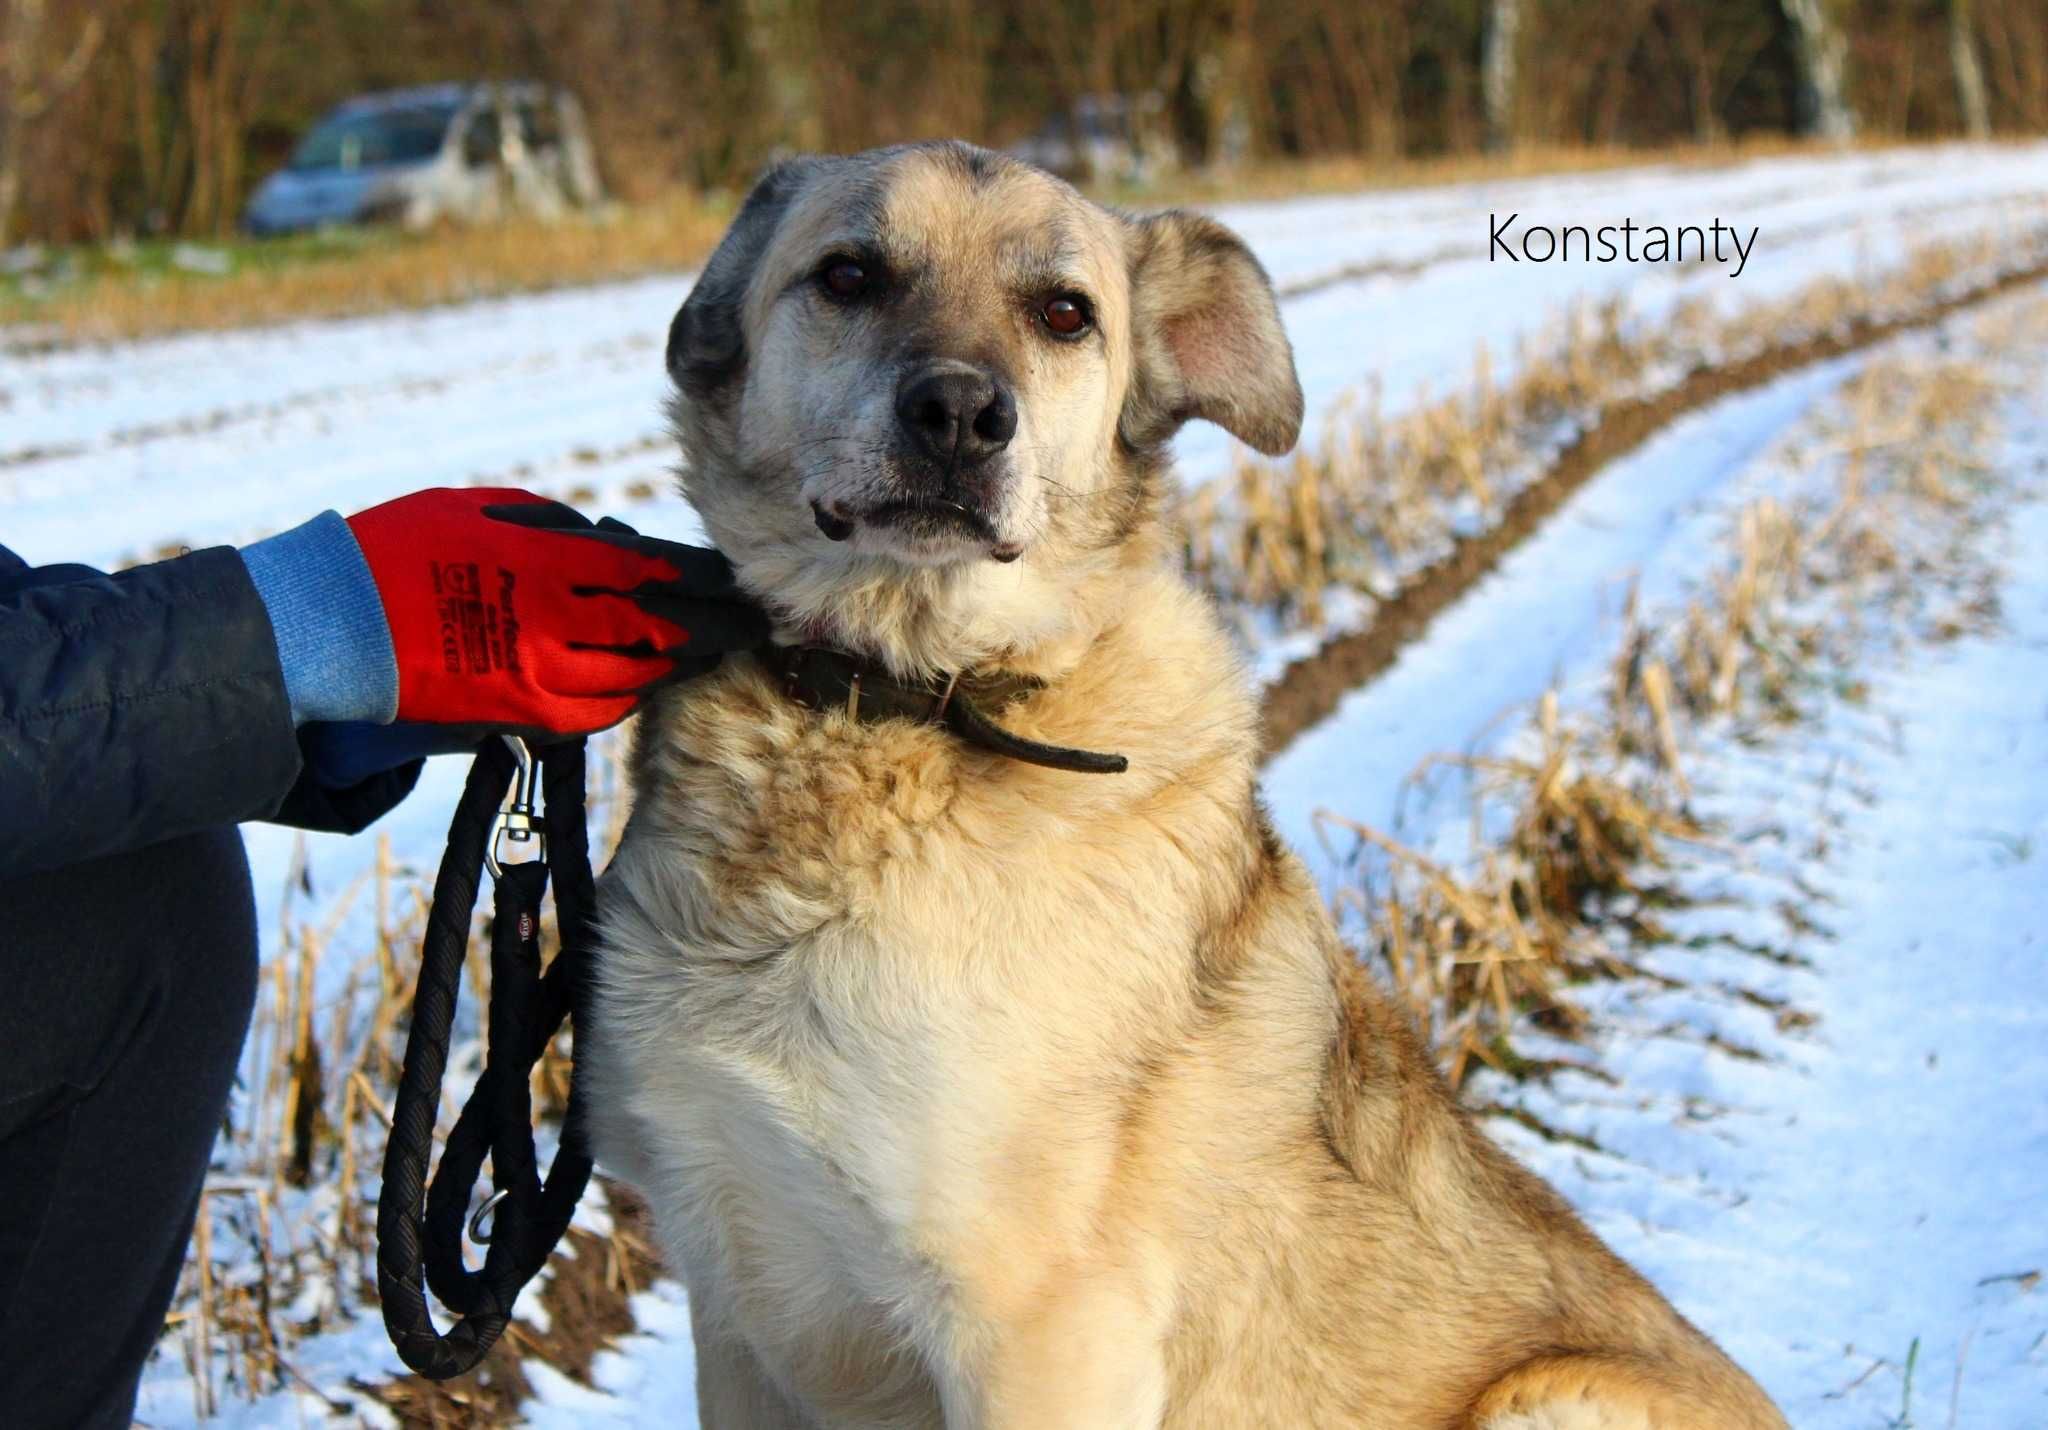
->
[1478,1405,1652,1430]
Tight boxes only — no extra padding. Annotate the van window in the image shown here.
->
[290,105,454,172]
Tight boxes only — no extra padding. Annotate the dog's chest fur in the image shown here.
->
[587,576,1257,1421]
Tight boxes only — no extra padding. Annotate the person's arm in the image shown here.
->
[235,510,433,833]
[3,490,767,877]
[0,544,306,874]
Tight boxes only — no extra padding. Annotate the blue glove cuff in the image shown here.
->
[240,511,399,726]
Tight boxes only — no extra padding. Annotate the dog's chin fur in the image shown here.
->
[690,478,1144,680]
[591,142,1787,1430]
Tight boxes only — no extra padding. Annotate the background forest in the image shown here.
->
[2,0,2044,246]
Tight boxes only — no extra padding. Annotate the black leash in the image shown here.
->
[376,735,597,1381]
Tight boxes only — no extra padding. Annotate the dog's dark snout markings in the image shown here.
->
[812,502,857,542]
[895,363,1017,467]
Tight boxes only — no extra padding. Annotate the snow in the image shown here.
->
[1488,453,2048,1428]
[132,1309,401,1429]
[1263,347,1870,890]
[522,1283,700,1426]
[4,146,2041,1422]
[1275,288,2048,1424]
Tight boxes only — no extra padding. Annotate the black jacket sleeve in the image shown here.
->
[1,543,417,876]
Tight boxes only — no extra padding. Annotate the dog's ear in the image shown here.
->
[667,157,820,396]
[1121,211,1302,457]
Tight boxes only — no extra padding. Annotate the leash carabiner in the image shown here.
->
[484,735,545,879]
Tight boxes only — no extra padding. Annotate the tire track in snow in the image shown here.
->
[1253,258,2048,764]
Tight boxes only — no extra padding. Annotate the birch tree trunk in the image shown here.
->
[1780,0,1857,141]
[1482,0,1521,151]
[1949,0,1992,138]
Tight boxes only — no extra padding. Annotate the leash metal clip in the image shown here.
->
[484,735,546,879]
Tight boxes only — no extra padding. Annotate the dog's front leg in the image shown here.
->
[693,1317,816,1430]
[936,1276,1170,1430]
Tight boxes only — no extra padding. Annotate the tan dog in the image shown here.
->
[585,142,1786,1429]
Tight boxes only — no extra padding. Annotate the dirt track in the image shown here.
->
[1255,258,2048,761]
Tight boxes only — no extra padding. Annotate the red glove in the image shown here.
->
[346,487,767,737]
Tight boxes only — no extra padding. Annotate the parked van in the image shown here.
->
[242,83,602,236]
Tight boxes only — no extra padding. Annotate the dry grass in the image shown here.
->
[2,192,733,345]
[1185,298,1640,621]
[1323,314,2021,1087]
[1323,700,1709,1088]
[1094,134,1950,211]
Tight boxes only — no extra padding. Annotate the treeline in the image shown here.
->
[2,0,2043,245]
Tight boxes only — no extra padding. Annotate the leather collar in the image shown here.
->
[760,644,1128,775]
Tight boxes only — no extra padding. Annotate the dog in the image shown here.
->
[584,141,1787,1429]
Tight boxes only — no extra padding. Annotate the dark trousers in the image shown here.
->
[0,827,258,1429]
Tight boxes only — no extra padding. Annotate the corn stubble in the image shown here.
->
[1328,311,2022,1090]
[1184,222,2043,633]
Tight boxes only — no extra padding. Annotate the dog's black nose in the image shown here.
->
[896,364,1017,467]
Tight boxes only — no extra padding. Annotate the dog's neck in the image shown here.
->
[760,642,1130,774]
[752,522,1168,687]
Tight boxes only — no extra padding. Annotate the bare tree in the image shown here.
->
[1652,0,1775,144]
[0,0,104,243]
[1780,0,1857,140]
[1481,0,1520,150]
[1977,0,2047,132]
[1949,0,1991,138]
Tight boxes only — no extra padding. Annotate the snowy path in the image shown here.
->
[1265,286,2048,1424]
[1494,477,2048,1427]
[1261,350,1867,892]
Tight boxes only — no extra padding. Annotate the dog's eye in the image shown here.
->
[1042,295,1091,338]
[821,260,870,300]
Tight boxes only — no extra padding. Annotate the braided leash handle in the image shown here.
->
[376,739,597,1381]
[421,749,595,1318]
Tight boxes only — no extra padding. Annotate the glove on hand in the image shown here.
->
[346,487,767,737]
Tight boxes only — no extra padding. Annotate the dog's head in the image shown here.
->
[666,141,1301,675]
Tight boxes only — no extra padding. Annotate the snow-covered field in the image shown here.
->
[1278,290,2048,1427]
[1502,501,2048,1429]
[6,143,2045,1425]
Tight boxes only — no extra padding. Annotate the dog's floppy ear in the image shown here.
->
[1121,210,1302,457]
[667,157,820,396]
